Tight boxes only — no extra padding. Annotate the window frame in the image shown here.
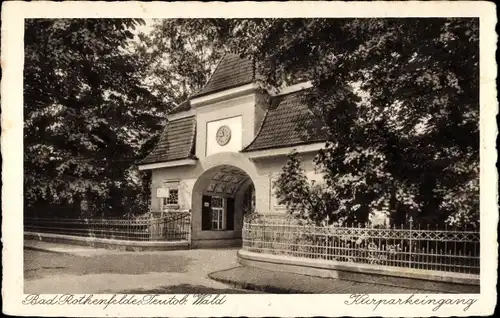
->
[160,180,180,211]
[210,196,225,230]
[162,188,179,206]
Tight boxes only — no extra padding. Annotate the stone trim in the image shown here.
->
[245,142,325,159]
[273,81,313,96]
[25,232,189,251]
[138,159,198,171]
[190,83,256,107]
[168,109,196,121]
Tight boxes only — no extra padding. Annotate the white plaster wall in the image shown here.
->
[150,150,323,216]
[206,116,243,157]
[250,151,322,214]
[254,91,270,135]
[150,165,203,212]
[195,94,256,160]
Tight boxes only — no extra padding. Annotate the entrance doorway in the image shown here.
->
[201,195,234,231]
[210,196,225,230]
[191,165,255,248]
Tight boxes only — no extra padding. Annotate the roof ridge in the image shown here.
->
[191,52,228,97]
[191,52,254,98]
[169,52,234,114]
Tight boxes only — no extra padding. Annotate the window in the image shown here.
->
[162,189,178,206]
[160,180,180,212]
[211,196,225,230]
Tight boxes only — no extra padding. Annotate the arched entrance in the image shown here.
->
[191,164,255,248]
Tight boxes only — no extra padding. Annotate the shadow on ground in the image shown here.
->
[24,249,190,280]
[120,284,259,294]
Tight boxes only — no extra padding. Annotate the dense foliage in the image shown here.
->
[133,19,233,105]
[258,19,479,227]
[24,19,163,217]
[24,19,230,218]
[273,151,338,226]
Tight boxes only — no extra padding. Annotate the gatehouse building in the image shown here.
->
[138,53,327,248]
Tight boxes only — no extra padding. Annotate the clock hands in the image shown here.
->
[216,126,231,146]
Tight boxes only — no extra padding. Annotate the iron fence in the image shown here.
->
[24,211,191,242]
[242,214,480,275]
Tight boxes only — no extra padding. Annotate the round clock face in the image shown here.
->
[216,125,231,146]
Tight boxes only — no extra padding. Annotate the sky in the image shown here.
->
[133,19,154,37]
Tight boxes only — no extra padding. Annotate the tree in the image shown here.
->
[273,151,340,225]
[133,19,234,106]
[234,18,479,227]
[24,19,163,217]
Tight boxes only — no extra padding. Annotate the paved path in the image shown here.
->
[24,241,244,294]
[24,240,478,294]
[25,240,111,257]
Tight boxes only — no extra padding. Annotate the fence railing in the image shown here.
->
[24,211,191,242]
[242,214,480,275]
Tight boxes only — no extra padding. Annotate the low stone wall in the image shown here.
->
[25,231,190,252]
[237,249,480,293]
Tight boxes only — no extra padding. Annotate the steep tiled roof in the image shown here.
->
[242,90,327,152]
[141,53,325,166]
[141,116,196,165]
[191,53,254,98]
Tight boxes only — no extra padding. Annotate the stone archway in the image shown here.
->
[191,163,255,248]
[197,151,265,213]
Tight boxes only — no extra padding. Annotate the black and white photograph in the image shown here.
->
[2,1,497,317]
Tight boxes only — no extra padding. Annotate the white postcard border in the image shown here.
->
[2,1,497,317]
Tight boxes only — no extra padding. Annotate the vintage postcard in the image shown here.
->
[2,1,497,317]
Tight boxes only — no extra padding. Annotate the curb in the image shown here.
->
[207,266,479,294]
[207,268,307,294]
[237,250,480,293]
[23,245,76,256]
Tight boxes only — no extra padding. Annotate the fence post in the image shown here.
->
[150,212,154,240]
[408,216,413,268]
[187,211,192,245]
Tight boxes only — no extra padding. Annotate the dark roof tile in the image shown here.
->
[140,116,196,165]
[192,53,254,98]
[243,90,327,151]
[142,55,326,165]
